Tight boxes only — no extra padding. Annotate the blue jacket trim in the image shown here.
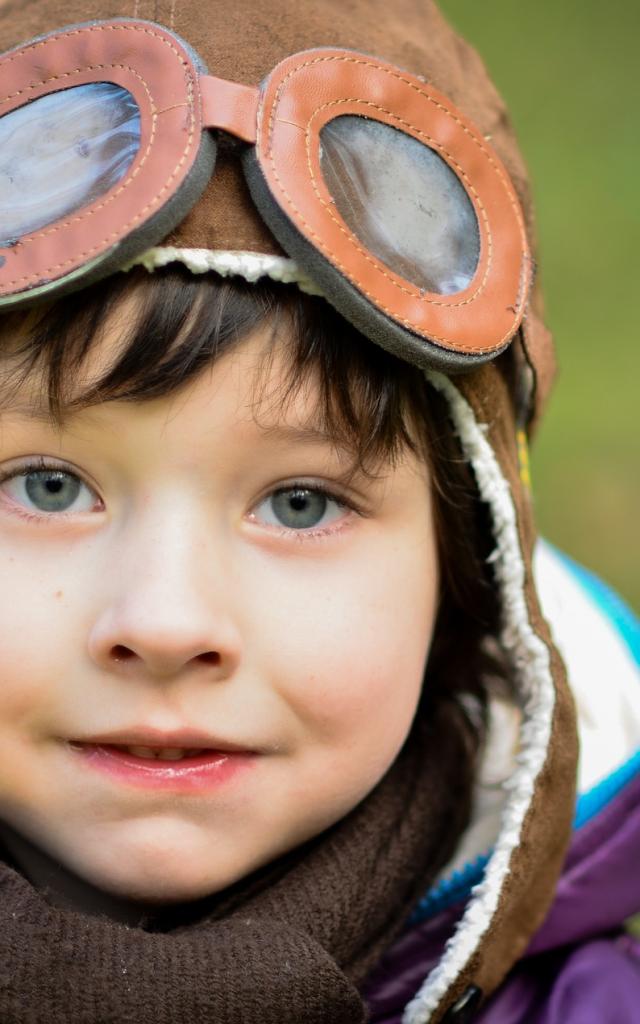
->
[573,747,640,830]
[409,853,491,921]
[410,554,640,924]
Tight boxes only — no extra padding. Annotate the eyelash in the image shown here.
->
[0,461,363,537]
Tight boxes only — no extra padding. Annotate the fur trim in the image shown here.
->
[125,247,325,296]
[401,373,556,1023]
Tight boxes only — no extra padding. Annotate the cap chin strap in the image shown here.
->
[130,246,557,1022]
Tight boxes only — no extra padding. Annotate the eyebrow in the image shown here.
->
[256,422,339,447]
[1,392,369,472]
[1,403,354,454]
[255,423,365,480]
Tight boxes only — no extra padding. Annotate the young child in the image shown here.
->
[0,1,638,1022]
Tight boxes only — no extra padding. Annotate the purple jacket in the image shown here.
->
[363,554,640,1022]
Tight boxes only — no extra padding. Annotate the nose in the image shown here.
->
[87,510,242,680]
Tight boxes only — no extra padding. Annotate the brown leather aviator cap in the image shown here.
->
[0,1,578,1022]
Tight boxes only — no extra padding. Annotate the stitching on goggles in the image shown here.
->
[0,17,532,372]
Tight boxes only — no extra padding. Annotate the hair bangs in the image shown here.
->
[0,267,428,470]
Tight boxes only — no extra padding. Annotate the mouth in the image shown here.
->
[68,739,257,790]
[70,743,223,762]
[70,726,255,754]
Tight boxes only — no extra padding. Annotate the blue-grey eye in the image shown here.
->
[25,470,82,512]
[256,487,344,530]
[0,467,96,514]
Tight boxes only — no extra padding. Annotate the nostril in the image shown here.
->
[197,651,221,666]
[111,645,136,662]
[108,645,221,667]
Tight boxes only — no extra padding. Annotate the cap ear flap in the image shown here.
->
[520,290,557,436]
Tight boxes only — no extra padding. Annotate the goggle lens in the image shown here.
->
[0,82,140,245]
[320,115,480,296]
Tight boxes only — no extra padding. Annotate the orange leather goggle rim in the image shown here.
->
[0,22,202,297]
[256,50,532,355]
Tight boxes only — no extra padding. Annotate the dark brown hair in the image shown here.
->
[0,265,506,876]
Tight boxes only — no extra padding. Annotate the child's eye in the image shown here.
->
[0,462,97,516]
[252,486,348,531]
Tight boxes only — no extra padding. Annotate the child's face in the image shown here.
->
[0,305,438,903]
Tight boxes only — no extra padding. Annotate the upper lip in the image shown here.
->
[72,728,254,752]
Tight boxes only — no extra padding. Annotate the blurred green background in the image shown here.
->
[440,0,639,610]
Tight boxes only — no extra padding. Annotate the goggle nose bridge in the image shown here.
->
[200,75,258,145]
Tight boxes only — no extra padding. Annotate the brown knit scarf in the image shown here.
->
[0,714,461,1023]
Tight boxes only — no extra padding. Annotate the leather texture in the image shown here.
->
[0,21,205,303]
[201,74,258,143]
[254,49,530,357]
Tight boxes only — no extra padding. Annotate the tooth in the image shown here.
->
[119,745,206,761]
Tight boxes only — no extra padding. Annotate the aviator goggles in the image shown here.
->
[0,19,531,373]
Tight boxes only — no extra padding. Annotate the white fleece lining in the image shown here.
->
[401,373,557,1023]
[126,247,325,296]
[130,247,558,1021]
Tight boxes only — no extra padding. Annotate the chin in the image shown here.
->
[76,846,244,905]
[68,830,274,906]
[92,864,209,902]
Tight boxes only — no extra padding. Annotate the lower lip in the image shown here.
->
[72,743,256,792]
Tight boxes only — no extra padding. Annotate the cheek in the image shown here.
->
[235,530,438,845]
[246,531,438,759]
[0,548,97,817]
[0,547,82,723]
